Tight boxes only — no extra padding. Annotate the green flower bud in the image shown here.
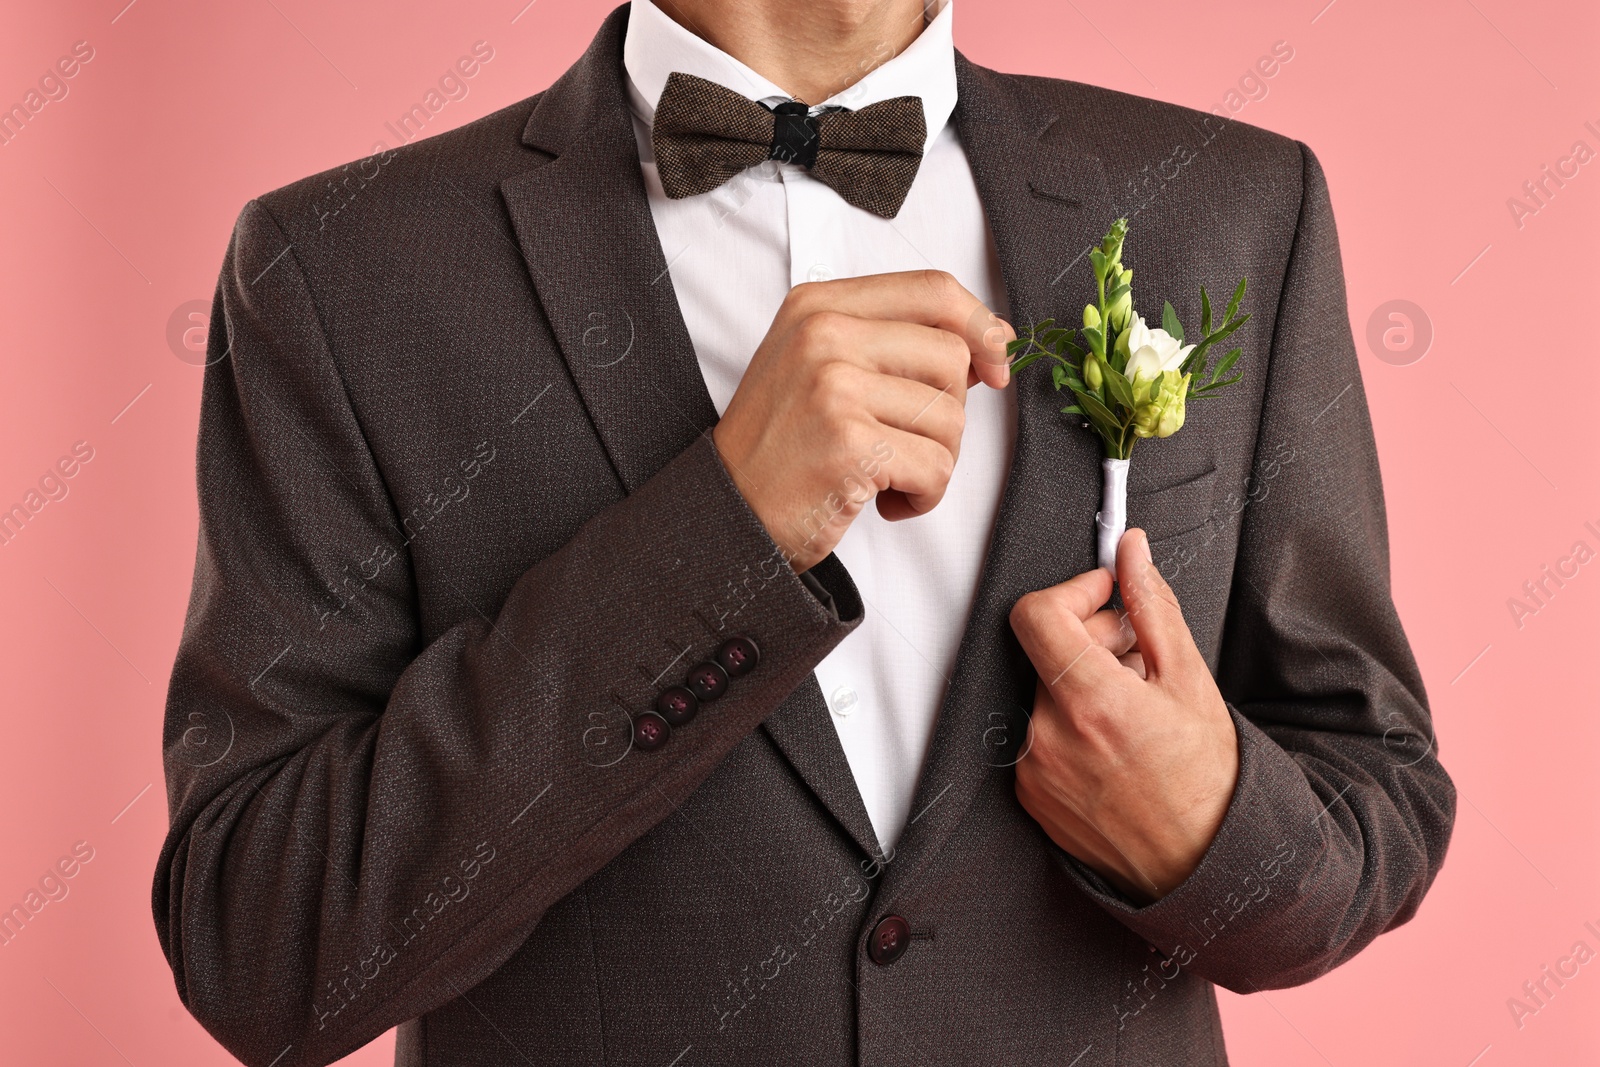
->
[1114,324,1132,360]
[1082,351,1103,391]
[1082,304,1101,330]
[1107,289,1132,330]
[1100,218,1128,268]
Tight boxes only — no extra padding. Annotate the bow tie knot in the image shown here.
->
[651,71,927,219]
[768,101,820,167]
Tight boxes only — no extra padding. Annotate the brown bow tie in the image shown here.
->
[650,71,927,219]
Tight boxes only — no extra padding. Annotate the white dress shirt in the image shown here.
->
[622,0,1016,853]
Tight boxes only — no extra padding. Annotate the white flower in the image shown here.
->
[1121,313,1196,381]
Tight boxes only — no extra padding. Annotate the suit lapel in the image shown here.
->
[499,6,717,493]
[873,56,1117,902]
[763,676,882,859]
[497,5,882,858]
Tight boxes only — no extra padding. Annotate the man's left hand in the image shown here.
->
[1009,528,1240,904]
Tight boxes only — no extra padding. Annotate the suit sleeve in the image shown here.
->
[153,199,862,1067]
[1055,142,1456,991]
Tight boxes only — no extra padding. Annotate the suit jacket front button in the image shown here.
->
[632,711,670,751]
[686,662,729,701]
[716,636,760,678]
[867,915,911,965]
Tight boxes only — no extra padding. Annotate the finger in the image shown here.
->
[1117,651,1147,679]
[870,426,956,518]
[830,363,964,461]
[963,302,1016,391]
[831,319,972,408]
[1009,570,1119,695]
[790,271,1014,390]
[1083,607,1137,657]
[1116,528,1191,679]
[865,378,967,463]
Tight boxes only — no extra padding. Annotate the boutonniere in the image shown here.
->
[1008,218,1251,574]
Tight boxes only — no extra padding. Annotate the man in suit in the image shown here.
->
[154,0,1455,1064]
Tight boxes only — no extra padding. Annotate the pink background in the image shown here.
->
[1,0,1596,1063]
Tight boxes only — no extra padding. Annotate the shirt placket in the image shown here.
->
[782,165,848,287]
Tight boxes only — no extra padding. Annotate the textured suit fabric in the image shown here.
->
[154,6,1455,1066]
[650,70,928,218]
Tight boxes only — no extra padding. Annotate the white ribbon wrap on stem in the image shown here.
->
[1097,456,1131,576]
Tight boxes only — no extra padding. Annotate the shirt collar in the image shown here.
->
[622,0,958,155]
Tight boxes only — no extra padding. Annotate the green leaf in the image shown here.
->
[1034,318,1056,332]
[1068,384,1122,438]
[1010,350,1046,373]
[1089,249,1107,280]
[1162,300,1184,344]
[1195,372,1243,394]
[1051,363,1069,389]
[1081,325,1105,356]
[1179,309,1250,378]
[1041,327,1073,350]
[1224,277,1247,322]
[1102,364,1137,411]
[1211,347,1241,381]
[1200,286,1213,337]
[1059,404,1085,416]
[1205,311,1251,347]
[1006,338,1032,356]
[1108,334,1129,374]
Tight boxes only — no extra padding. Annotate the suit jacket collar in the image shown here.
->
[500,4,1119,885]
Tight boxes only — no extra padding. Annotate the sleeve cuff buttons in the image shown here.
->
[632,635,761,753]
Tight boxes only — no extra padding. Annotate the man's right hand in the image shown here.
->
[711,270,1014,573]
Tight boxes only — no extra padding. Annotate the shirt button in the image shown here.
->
[655,685,699,726]
[686,662,729,702]
[716,636,760,678]
[807,263,833,282]
[829,686,857,717]
[632,711,670,752]
[867,915,911,965]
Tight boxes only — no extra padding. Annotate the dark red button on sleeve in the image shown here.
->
[685,661,729,702]
[632,711,670,751]
[655,685,699,726]
[716,636,760,678]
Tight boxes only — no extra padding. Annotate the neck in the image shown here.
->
[652,0,930,104]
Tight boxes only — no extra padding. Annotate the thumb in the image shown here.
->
[965,304,1015,390]
[1116,528,1188,678]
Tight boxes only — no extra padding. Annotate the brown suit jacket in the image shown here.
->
[154,7,1455,1065]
